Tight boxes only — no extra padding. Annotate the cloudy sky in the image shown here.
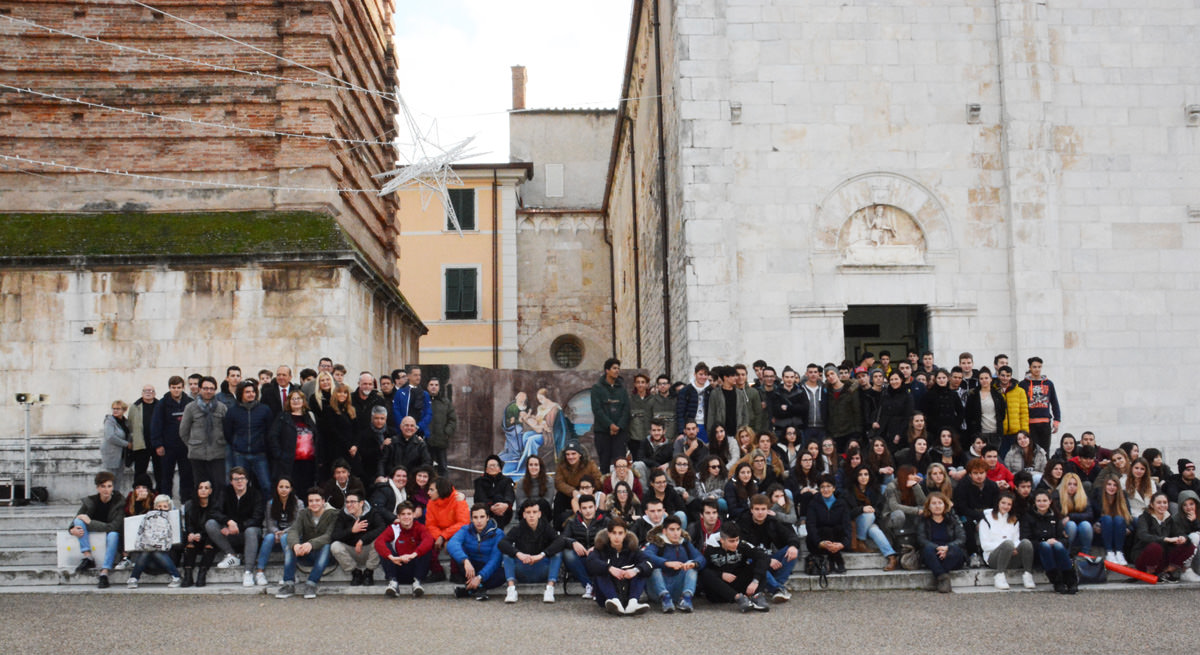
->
[392,1,632,162]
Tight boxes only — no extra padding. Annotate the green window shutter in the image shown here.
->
[445,268,477,320]
[447,189,476,230]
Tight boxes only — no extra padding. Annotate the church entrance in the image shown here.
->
[842,305,928,366]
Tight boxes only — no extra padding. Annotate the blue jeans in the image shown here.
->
[232,452,272,494]
[855,513,897,557]
[72,518,119,570]
[921,543,965,576]
[648,567,698,602]
[1064,520,1094,554]
[502,553,562,583]
[1099,515,1127,552]
[132,551,179,578]
[766,546,799,592]
[257,532,288,571]
[563,549,591,587]
[1036,541,1072,571]
[283,543,331,584]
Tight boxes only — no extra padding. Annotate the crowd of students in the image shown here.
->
[72,351,1200,611]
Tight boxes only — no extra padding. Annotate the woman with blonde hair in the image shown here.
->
[307,371,335,412]
[1056,472,1094,555]
[101,399,132,489]
[317,382,357,480]
[734,426,757,458]
[922,462,954,498]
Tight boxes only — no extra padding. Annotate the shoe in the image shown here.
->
[216,554,240,569]
[581,583,594,600]
[425,569,446,583]
[181,568,194,588]
[385,580,399,597]
[350,569,363,587]
[242,570,254,587]
[97,574,110,589]
[254,571,268,586]
[475,591,490,601]
[1115,551,1129,566]
[605,598,624,615]
[831,554,846,574]
[75,557,95,574]
[1048,570,1066,594]
[883,555,898,572]
[1022,571,1036,589]
[750,592,770,611]
[542,585,555,603]
[676,594,694,613]
[275,582,295,599]
[625,599,651,615]
[412,580,424,598]
[772,587,791,602]
[851,536,870,553]
[993,572,1010,590]
[968,554,984,568]
[736,594,754,613]
[1164,571,1181,584]
[168,576,182,588]
[362,569,375,586]
[505,586,518,603]
[303,582,318,599]
[1180,569,1200,583]
[114,557,133,571]
[1104,551,1116,564]
[454,586,470,599]
[126,577,138,589]
[936,573,952,593]
[195,568,208,588]
[660,594,675,613]
[1064,569,1079,594]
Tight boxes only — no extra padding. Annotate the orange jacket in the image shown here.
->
[425,489,469,540]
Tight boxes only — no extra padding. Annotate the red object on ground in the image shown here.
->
[1103,560,1158,584]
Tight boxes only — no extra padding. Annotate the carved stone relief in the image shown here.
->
[838,203,927,265]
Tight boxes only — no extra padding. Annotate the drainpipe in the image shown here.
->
[492,170,499,369]
[624,116,643,368]
[652,0,673,377]
[603,204,618,358]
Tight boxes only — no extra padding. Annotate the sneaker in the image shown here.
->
[254,571,268,587]
[97,574,109,589]
[242,571,254,587]
[605,598,624,615]
[505,586,518,603]
[676,594,694,613]
[275,582,295,599]
[542,585,555,603]
[1180,569,1200,583]
[114,557,134,571]
[385,580,399,597]
[968,554,984,568]
[581,583,594,600]
[216,554,240,569]
[168,576,182,588]
[625,599,650,615]
[750,592,770,611]
[660,594,675,613]
[1164,571,1181,584]
[74,557,95,574]
[736,594,754,613]
[126,577,138,589]
[1022,571,1036,589]
[303,582,318,599]
[1104,552,1117,564]
[474,591,490,601]
[1115,551,1129,566]
[993,572,1010,590]
[772,587,791,603]
[411,580,424,598]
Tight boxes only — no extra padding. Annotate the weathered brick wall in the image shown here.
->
[0,0,402,279]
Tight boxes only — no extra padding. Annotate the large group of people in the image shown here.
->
[73,350,1200,611]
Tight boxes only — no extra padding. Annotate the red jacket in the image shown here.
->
[425,490,470,541]
[374,520,434,560]
[987,462,1015,488]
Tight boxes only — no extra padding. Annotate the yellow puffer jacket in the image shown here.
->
[1001,383,1029,435]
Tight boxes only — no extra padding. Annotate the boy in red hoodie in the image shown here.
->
[982,445,1014,490]
[374,502,434,598]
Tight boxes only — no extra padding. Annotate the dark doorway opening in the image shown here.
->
[843,305,928,365]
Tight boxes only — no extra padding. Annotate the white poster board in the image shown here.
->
[123,510,182,551]
[56,531,111,569]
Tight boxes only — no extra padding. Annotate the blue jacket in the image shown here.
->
[222,401,274,455]
[643,531,707,571]
[446,519,504,582]
[392,386,432,436]
[150,392,192,450]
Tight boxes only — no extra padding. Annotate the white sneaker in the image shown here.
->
[1115,551,1129,566]
[385,580,399,597]
[624,598,650,615]
[168,576,182,588]
[505,586,518,603]
[605,598,624,615]
[411,580,424,598]
[1180,569,1200,583]
[1022,571,1036,589]
[216,554,240,569]
[993,572,1010,590]
[126,577,139,589]
[254,571,268,586]
[242,571,254,587]
[581,583,594,600]
[542,585,555,603]
[114,557,134,570]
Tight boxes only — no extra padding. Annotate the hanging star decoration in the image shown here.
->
[375,94,479,234]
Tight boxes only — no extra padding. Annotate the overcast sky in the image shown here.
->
[392,1,632,163]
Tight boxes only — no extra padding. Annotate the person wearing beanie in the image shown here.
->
[1163,459,1200,509]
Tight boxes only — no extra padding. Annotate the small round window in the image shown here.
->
[550,335,583,369]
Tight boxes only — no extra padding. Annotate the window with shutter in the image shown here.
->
[444,267,478,320]
[447,189,476,230]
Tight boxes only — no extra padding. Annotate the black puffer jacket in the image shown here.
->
[584,528,652,579]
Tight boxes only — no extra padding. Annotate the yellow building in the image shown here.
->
[396,164,532,367]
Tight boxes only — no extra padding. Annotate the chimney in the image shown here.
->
[511,65,527,111]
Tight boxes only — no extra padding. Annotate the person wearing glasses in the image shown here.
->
[330,491,389,586]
